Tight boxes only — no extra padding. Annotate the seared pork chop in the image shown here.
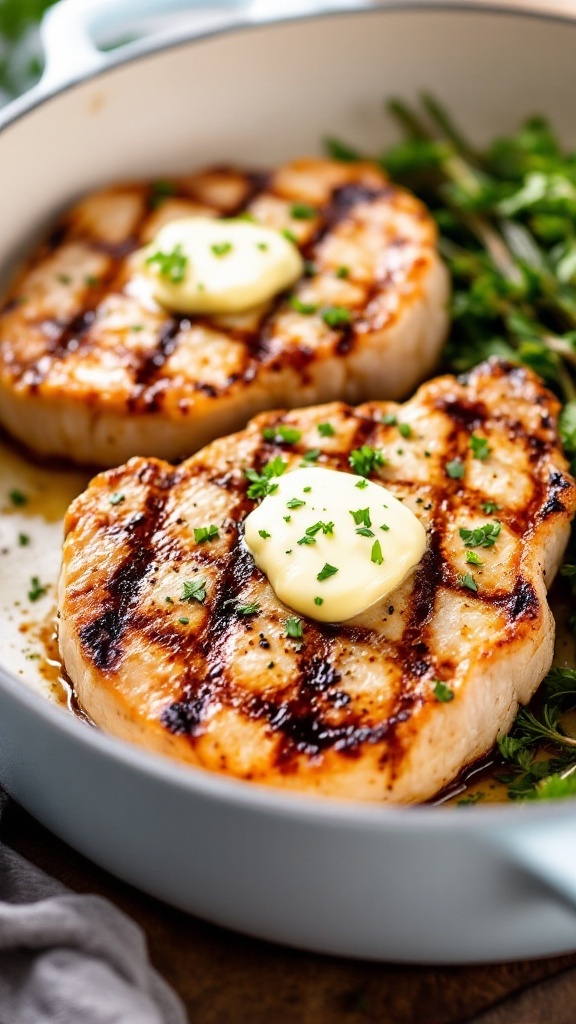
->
[0,159,448,466]
[58,360,576,802]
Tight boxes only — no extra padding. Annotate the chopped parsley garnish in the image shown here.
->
[304,260,317,277]
[149,179,176,208]
[355,479,368,489]
[322,305,352,328]
[165,596,174,604]
[302,448,321,463]
[317,563,338,581]
[178,617,190,625]
[398,423,412,439]
[460,573,478,592]
[109,492,125,506]
[350,508,371,528]
[182,578,207,603]
[262,424,302,444]
[470,434,491,460]
[446,459,465,479]
[317,422,335,437]
[256,242,269,251]
[297,535,316,546]
[28,576,47,602]
[18,533,30,547]
[314,597,324,606]
[258,529,271,539]
[236,602,260,616]
[481,500,502,514]
[371,540,384,565]
[290,202,316,220]
[433,680,454,703]
[382,413,397,426]
[356,527,374,537]
[308,520,334,536]
[57,273,71,285]
[284,515,291,522]
[194,525,219,544]
[349,445,386,477]
[211,241,233,257]
[290,296,318,315]
[287,497,305,509]
[380,523,390,531]
[85,275,100,287]
[335,265,350,278]
[245,457,287,499]
[303,486,312,493]
[285,616,303,638]
[282,228,298,245]
[459,522,501,548]
[465,550,484,565]
[8,489,27,507]
[145,243,188,283]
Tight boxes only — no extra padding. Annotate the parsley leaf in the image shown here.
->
[460,522,501,548]
[182,578,207,603]
[480,500,502,514]
[371,540,384,565]
[28,576,47,602]
[245,457,287,499]
[433,680,454,702]
[262,424,302,444]
[317,563,338,581]
[285,617,303,638]
[194,525,219,544]
[349,445,386,477]
[286,497,306,509]
[290,202,317,220]
[145,244,188,283]
[470,434,491,460]
[317,422,335,437]
[460,573,478,592]
[446,459,465,479]
[322,305,352,328]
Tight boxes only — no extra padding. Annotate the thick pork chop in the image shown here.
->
[0,159,448,466]
[58,360,576,803]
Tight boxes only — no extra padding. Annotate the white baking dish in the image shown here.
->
[1,0,576,963]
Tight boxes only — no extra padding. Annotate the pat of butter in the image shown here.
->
[244,467,427,623]
[137,216,303,314]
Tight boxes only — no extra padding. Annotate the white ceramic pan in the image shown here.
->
[1,0,576,964]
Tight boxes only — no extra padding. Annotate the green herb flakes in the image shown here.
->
[446,459,465,479]
[371,540,384,565]
[287,497,305,509]
[460,522,501,548]
[258,530,271,540]
[470,434,491,460]
[145,243,188,283]
[480,500,502,514]
[322,305,352,328]
[317,422,335,437]
[290,202,316,220]
[290,296,318,315]
[314,597,324,606]
[262,424,302,444]
[211,241,233,257]
[182,578,207,603]
[460,573,478,592]
[433,680,454,703]
[317,563,338,581]
[8,489,27,507]
[194,525,219,544]
[349,445,386,478]
[398,423,412,439]
[285,617,303,638]
[28,576,47,602]
[109,492,125,506]
[465,550,484,565]
[245,457,288,499]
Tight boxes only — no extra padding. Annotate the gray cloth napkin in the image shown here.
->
[0,792,188,1024]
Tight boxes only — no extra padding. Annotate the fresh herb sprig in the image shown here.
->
[497,667,576,800]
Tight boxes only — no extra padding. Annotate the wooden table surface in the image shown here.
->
[2,798,576,1024]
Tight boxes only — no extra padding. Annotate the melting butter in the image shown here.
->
[244,467,427,623]
[137,216,303,314]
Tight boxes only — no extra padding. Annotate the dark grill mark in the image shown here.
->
[538,470,572,518]
[79,468,175,669]
[133,318,185,388]
[503,579,539,621]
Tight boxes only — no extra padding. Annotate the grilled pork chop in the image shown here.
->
[58,360,576,803]
[0,159,449,466]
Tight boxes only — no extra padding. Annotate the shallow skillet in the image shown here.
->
[1,0,576,963]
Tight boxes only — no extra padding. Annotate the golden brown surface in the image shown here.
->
[0,159,448,465]
[58,360,576,802]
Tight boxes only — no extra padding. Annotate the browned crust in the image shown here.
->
[58,360,576,799]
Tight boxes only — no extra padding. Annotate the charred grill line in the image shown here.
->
[79,466,176,669]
